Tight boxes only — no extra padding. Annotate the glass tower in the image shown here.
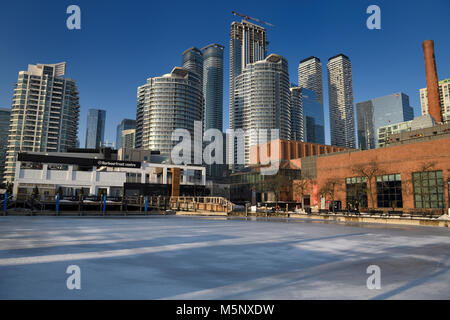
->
[85,109,106,149]
[182,47,203,93]
[290,87,304,142]
[116,119,136,149]
[302,88,325,145]
[0,108,11,186]
[357,92,414,149]
[202,44,224,132]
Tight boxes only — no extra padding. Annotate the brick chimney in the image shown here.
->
[422,40,443,123]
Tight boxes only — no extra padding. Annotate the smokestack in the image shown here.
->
[422,40,443,123]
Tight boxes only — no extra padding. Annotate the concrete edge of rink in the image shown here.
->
[1,210,450,227]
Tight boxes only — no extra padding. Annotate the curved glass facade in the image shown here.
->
[182,47,203,91]
[234,54,291,164]
[202,44,224,132]
[136,67,203,156]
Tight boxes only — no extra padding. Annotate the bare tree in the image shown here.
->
[258,174,292,209]
[351,159,384,210]
[319,178,341,211]
[293,172,314,209]
[419,161,437,172]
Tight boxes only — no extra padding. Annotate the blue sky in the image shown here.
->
[1,0,449,146]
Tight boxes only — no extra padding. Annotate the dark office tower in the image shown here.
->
[422,40,443,123]
[0,108,11,186]
[202,44,225,180]
[229,20,267,131]
[301,88,325,145]
[356,92,414,150]
[116,119,136,149]
[290,87,304,142]
[202,44,224,132]
[85,109,106,149]
[182,47,203,91]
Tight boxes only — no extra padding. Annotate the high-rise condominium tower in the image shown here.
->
[327,54,356,148]
[420,78,450,123]
[85,109,106,149]
[229,20,267,131]
[182,47,203,91]
[298,56,323,104]
[135,67,203,157]
[233,54,291,164]
[202,44,224,132]
[4,62,79,184]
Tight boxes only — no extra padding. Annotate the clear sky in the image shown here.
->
[1,0,449,146]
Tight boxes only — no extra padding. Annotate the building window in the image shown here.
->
[376,174,403,208]
[346,176,367,208]
[413,170,445,209]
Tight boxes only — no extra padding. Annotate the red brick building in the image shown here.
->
[294,137,450,214]
[250,139,349,165]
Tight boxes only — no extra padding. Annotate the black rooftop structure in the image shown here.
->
[299,56,321,64]
[328,54,350,61]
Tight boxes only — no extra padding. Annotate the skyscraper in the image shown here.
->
[135,67,203,156]
[4,62,79,184]
[0,108,11,186]
[116,119,136,149]
[327,54,356,148]
[233,54,291,164]
[290,87,304,142]
[298,56,323,104]
[229,20,267,131]
[202,44,224,132]
[182,47,203,92]
[301,88,325,145]
[357,92,414,150]
[201,44,225,180]
[420,78,450,123]
[85,109,106,149]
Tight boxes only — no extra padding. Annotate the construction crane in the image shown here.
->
[232,11,274,27]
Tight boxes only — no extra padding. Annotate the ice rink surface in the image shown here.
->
[0,216,449,299]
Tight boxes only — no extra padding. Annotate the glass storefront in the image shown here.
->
[376,174,403,208]
[413,170,445,209]
[346,176,368,209]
